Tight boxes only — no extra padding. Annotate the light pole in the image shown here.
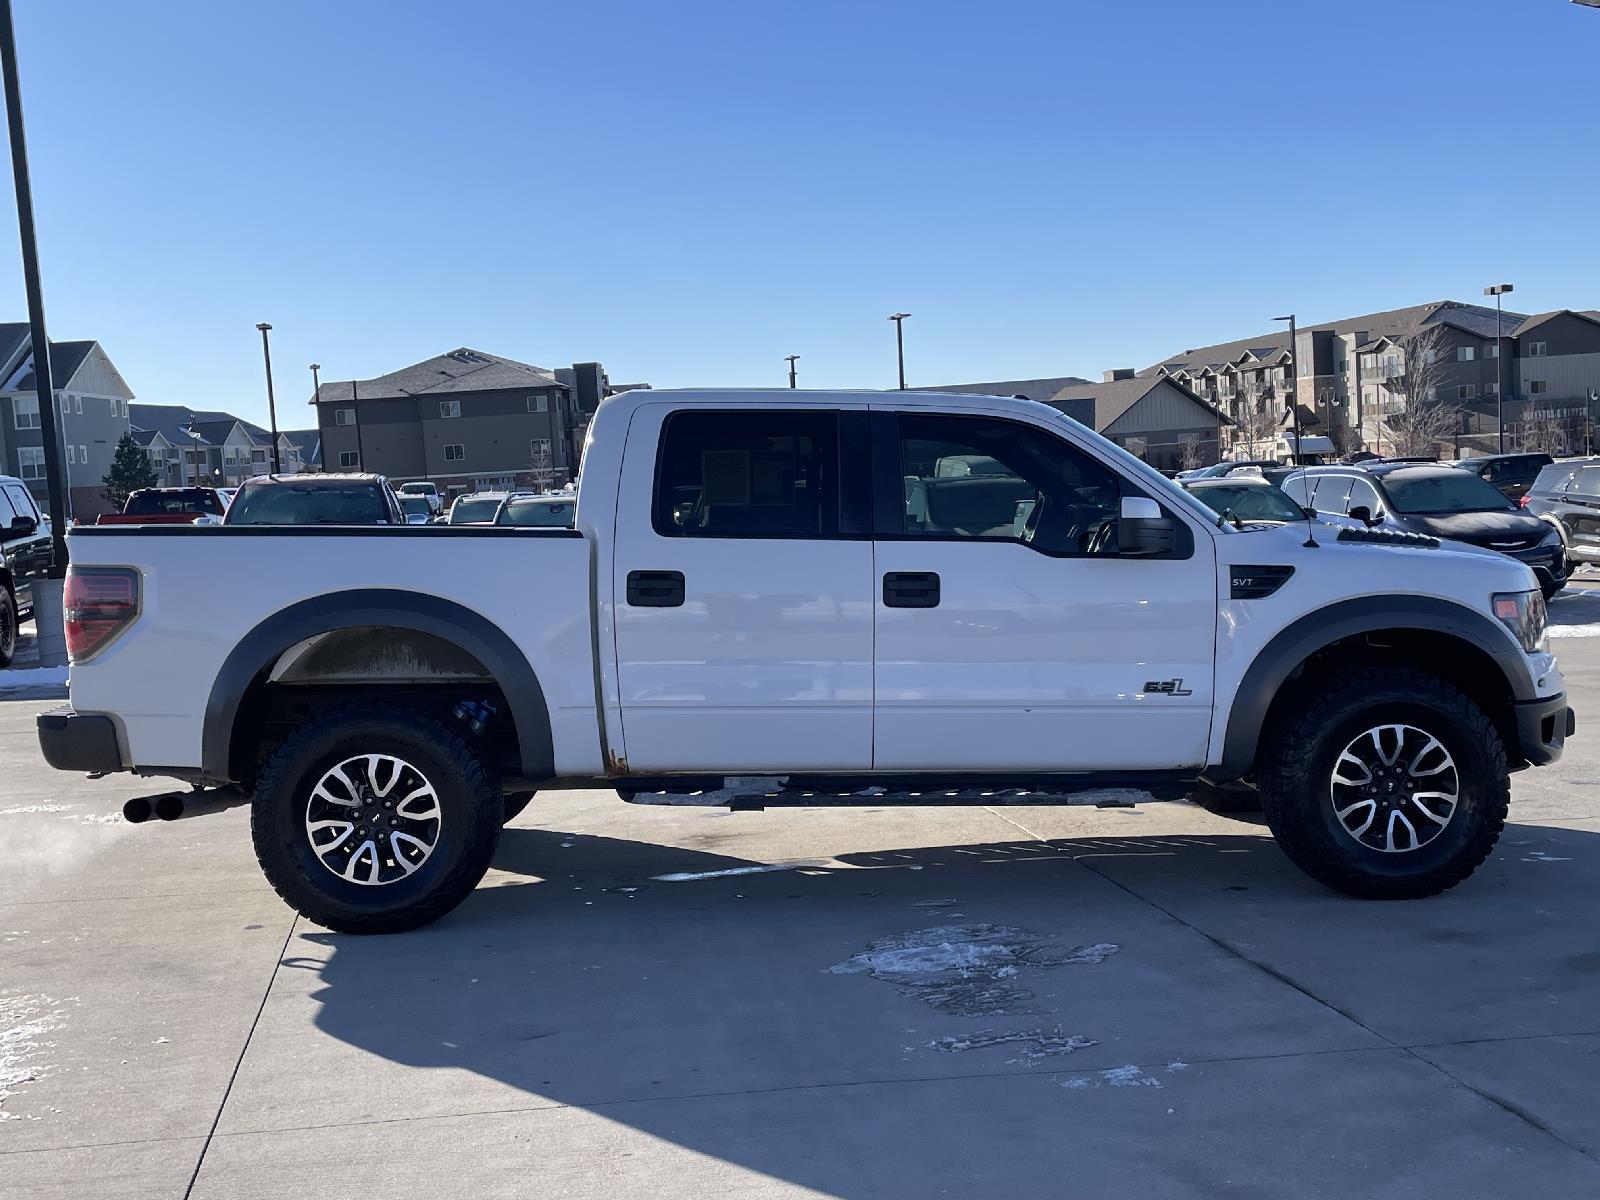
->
[888,313,910,390]
[1484,283,1514,453]
[309,362,321,401]
[256,323,281,473]
[784,355,799,389]
[1273,314,1302,461]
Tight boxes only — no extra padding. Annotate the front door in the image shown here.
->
[871,408,1217,772]
[611,404,875,773]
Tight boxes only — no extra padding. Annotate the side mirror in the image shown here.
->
[1348,505,1380,526]
[1119,495,1176,556]
[1301,506,1317,519]
[7,514,37,538]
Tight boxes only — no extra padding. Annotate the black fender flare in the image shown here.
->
[202,589,554,782]
[1211,595,1537,780]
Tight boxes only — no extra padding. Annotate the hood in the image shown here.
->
[1405,509,1552,548]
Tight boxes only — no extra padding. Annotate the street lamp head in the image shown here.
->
[888,312,911,322]
[1484,283,1514,296]
[309,362,320,371]
[256,322,272,332]
[1272,314,1294,322]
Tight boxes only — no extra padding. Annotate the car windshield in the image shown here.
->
[399,496,431,516]
[1190,484,1304,523]
[226,483,389,525]
[449,497,503,523]
[1382,472,1513,514]
[497,498,574,527]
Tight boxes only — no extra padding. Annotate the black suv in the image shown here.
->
[1523,459,1600,571]
[1283,462,1567,597]
[1455,452,1554,502]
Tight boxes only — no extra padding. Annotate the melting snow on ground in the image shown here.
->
[0,992,72,1120]
[928,1026,1097,1061]
[651,861,826,883]
[0,666,68,691]
[830,924,1119,1016]
[1060,1064,1169,1090]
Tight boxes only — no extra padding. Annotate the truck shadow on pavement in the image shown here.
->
[279,818,1600,1195]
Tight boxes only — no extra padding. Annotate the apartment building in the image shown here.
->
[130,404,312,486]
[314,350,642,497]
[1152,300,1600,456]
[0,324,135,519]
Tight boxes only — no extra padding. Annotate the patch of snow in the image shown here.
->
[652,861,826,882]
[1060,1064,1165,1091]
[1522,851,1572,863]
[0,993,71,1120]
[0,666,67,691]
[1166,1060,1187,1072]
[0,804,75,815]
[73,812,125,825]
[929,1026,1096,1060]
[1549,625,1600,639]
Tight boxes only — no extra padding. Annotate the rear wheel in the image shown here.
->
[1257,667,1508,899]
[251,704,501,933]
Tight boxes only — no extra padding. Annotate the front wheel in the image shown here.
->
[1257,667,1509,899]
[251,704,502,933]
[0,587,15,668]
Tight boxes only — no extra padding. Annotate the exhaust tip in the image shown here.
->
[122,796,154,824]
[153,793,186,821]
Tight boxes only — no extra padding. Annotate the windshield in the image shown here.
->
[496,498,575,527]
[226,483,390,525]
[1382,472,1513,515]
[449,496,503,524]
[1189,484,1304,523]
[399,496,431,517]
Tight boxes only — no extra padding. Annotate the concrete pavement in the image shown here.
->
[6,588,1600,1197]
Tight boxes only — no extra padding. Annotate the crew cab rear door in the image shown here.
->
[869,403,1217,772]
[610,401,875,772]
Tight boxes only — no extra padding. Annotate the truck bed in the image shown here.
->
[63,524,602,778]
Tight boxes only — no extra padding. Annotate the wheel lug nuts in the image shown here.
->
[389,819,398,828]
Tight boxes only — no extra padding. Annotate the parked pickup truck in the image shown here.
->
[38,389,1575,932]
[95,487,228,525]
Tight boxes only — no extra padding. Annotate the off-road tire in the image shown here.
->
[1257,667,1509,900]
[251,703,501,934]
[0,586,15,668]
[503,792,535,824]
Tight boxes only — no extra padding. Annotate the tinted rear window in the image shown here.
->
[449,497,504,523]
[497,498,575,527]
[226,483,389,525]
[125,490,219,515]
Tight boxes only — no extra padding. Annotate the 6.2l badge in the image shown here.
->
[1143,678,1193,696]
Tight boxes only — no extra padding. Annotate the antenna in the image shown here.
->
[1293,447,1319,549]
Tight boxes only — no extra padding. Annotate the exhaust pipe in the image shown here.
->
[122,787,249,824]
[122,795,154,823]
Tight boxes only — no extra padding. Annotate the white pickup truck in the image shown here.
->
[38,389,1574,932]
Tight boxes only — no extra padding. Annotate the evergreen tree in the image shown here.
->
[102,433,160,510]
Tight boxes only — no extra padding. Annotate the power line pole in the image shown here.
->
[785,355,799,388]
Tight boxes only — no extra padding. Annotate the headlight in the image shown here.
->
[1493,589,1548,653]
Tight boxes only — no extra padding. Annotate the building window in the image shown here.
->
[17,446,44,479]
[1457,346,1475,362]
[1457,385,1477,400]
[1527,341,1547,357]
[334,408,355,426]
[439,400,461,418]
[1528,380,1548,395]
[444,443,465,461]
[1485,343,1499,359]
[73,394,82,414]
[60,393,68,414]
[1360,354,1377,370]
[530,437,552,458]
[66,444,75,464]
[13,394,38,429]
[79,444,87,463]
[1336,360,1348,374]
[527,394,548,413]
[1485,382,1499,397]
[339,450,359,468]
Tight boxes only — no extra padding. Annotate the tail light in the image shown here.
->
[64,568,140,662]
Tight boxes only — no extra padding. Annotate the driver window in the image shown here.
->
[893,413,1120,555]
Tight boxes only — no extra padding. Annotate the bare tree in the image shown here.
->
[1221,375,1279,458]
[1178,434,1207,472]
[1385,324,1464,457]
[1518,411,1570,457]
[527,440,557,491]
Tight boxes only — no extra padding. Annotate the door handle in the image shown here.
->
[883,571,940,608]
[626,569,685,607]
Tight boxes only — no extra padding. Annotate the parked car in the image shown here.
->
[1522,460,1600,571]
[1182,458,1279,481]
[216,487,237,512]
[398,481,444,516]
[398,495,436,525]
[40,388,1573,933]
[96,487,228,525]
[1455,453,1554,503]
[223,473,405,526]
[0,474,52,666]
[1283,463,1567,597]
[494,494,576,527]
[447,490,522,525]
[1182,477,1361,530]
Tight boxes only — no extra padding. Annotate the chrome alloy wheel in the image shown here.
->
[304,755,442,886]
[1330,724,1459,854]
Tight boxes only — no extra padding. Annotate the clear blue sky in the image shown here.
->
[2,0,1596,428]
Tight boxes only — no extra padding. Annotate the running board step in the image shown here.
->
[619,774,1194,811]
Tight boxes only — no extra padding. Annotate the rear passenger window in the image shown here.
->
[1280,476,1310,505]
[654,410,840,537]
[1311,476,1354,512]
[1573,466,1600,499]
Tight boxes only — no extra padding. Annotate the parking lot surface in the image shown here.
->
[6,583,1600,1198]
